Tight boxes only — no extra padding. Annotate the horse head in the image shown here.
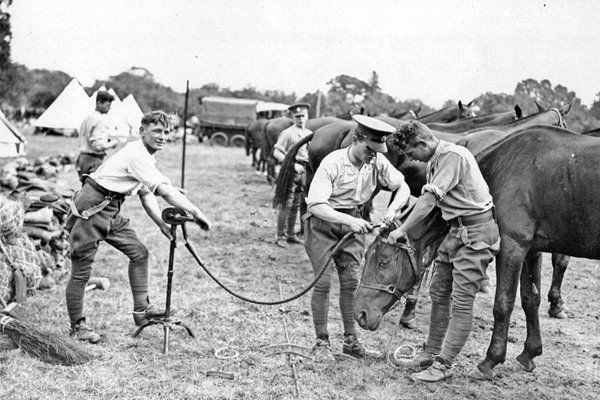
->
[458,100,476,119]
[354,199,448,331]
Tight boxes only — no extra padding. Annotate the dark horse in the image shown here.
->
[356,124,598,379]
[424,106,522,133]
[417,100,475,124]
[276,104,572,318]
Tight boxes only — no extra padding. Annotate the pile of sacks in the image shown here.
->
[0,155,75,305]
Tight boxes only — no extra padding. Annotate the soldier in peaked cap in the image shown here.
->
[272,103,312,247]
[303,114,411,361]
[76,90,119,185]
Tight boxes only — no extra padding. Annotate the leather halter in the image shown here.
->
[358,197,420,300]
[358,237,420,300]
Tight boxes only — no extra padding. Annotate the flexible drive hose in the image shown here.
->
[183,229,355,305]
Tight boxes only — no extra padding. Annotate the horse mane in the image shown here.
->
[273,133,314,208]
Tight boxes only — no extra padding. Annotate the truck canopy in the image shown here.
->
[200,97,258,129]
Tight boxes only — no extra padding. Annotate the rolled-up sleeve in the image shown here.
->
[422,152,464,201]
[306,161,336,209]
[376,155,406,191]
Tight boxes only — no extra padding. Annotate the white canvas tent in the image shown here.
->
[0,110,26,157]
[33,78,91,136]
[90,87,142,139]
[120,94,144,134]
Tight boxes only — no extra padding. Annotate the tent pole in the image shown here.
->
[181,80,189,189]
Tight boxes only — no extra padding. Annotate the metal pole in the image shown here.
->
[181,80,189,189]
[315,90,321,118]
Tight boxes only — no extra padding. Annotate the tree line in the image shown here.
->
[1,2,599,131]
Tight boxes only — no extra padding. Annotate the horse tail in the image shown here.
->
[273,133,314,209]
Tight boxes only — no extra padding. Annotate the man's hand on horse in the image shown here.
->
[348,217,373,234]
[388,227,407,244]
[381,208,398,227]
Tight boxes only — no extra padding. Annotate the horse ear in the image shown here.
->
[562,103,572,115]
[415,105,422,114]
[466,100,474,107]
[458,100,463,109]
[535,101,546,112]
[514,105,523,118]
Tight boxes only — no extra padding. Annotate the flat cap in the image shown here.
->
[352,114,395,153]
[287,103,310,116]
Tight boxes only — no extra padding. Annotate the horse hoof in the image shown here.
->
[516,353,536,372]
[468,366,494,380]
[399,318,417,330]
[549,310,569,319]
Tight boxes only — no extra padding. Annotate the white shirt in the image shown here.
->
[307,147,407,210]
[91,140,170,196]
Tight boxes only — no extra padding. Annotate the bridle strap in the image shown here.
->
[358,238,420,300]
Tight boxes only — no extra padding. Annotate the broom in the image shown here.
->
[1,310,95,366]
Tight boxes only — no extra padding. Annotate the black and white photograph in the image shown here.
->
[0,1,599,399]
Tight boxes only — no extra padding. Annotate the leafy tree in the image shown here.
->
[0,0,14,109]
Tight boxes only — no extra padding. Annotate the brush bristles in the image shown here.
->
[1,316,94,365]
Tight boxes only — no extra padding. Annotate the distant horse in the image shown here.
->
[417,100,475,124]
[246,119,270,172]
[424,106,522,133]
[390,106,421,120]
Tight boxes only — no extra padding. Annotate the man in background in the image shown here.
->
[76,90,118,184]
[273,103,312,247]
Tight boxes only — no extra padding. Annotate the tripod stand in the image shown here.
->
[132,207,195,354]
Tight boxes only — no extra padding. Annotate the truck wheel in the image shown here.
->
[210,132,228,147]
[230,134,246,148]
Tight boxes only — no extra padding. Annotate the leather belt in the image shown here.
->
[80,151,106,158]
[334,204,364,218]
[295,160,308,167]
[86,178,124,200]
[449,208,494,227]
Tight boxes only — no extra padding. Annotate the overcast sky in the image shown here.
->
[9,0,600,108]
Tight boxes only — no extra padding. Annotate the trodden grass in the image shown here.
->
[0,132,599,400]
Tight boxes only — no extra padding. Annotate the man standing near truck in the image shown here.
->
[273,103,312,247]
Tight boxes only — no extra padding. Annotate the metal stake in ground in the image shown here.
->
[132,207,196,353]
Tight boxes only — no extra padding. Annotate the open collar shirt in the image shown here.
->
[90,139,170,196]
[307,147,406,210]
[78,110,112,155]
[422,139,493,220]
[274,125,312,163]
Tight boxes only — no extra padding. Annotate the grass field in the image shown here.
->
[1,131,599,400]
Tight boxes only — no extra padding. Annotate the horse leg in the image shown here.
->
[266,158,276,185]
[516,250,543,372]
[473,236,527,380]
[548,253,570,319]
